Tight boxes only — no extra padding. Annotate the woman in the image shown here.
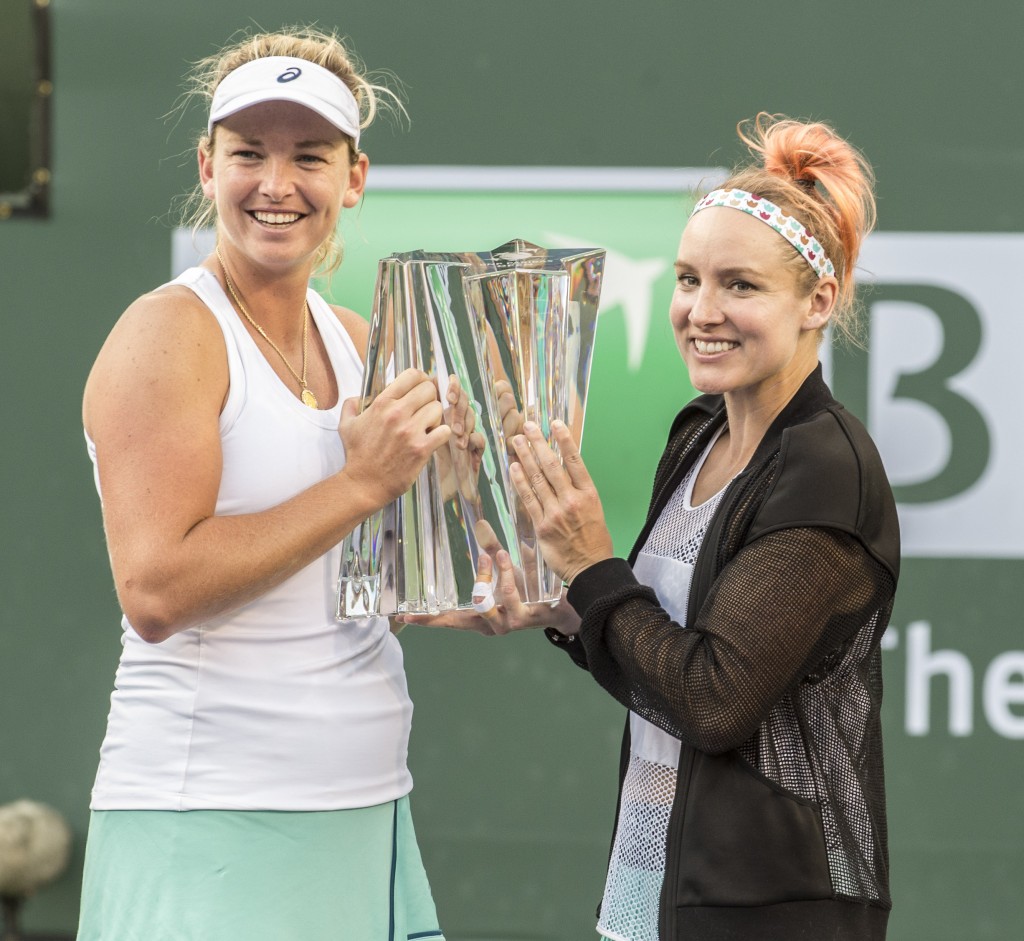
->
[79,27,455,941]
[409,114,899,940]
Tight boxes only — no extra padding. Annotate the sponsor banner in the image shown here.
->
[173,181,1024,560]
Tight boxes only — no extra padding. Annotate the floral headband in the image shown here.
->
[690,188,835,279]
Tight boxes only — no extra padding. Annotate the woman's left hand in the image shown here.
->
[509,419,614,584]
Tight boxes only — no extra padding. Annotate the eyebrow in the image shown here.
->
[295,139,341,149]
[674,261,768,279]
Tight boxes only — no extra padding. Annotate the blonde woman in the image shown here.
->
[79,27,451,941]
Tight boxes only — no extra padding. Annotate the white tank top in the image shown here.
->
[87,267,413,811]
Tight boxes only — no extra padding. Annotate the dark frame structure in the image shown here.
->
[0,0,52,219]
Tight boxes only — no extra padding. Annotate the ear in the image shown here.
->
[802,276,838,332]
[342,151,370,209]
[198,140,216,200]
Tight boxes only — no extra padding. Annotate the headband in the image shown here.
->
[690,188,835,279]
[208,56,361,146]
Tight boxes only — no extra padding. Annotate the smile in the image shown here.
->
[693,339,739,355]
[250,210,304,225]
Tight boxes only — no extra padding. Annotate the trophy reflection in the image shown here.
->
[336,239,605,620]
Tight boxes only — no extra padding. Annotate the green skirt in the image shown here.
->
[77,797,444,941]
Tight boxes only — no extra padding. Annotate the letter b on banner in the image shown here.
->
[832,283,990,504]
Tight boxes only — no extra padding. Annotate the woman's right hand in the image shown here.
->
[339,368,453,510]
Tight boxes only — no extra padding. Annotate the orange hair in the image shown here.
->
[724,113,876,344]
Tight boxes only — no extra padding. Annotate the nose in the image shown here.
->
[259,157,296,202]
[683,285,724,329]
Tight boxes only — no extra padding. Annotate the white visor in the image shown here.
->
[208,55,361,146]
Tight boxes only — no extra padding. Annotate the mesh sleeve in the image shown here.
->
[575,527,893,754]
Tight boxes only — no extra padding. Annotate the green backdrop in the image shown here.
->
[1,2,1022,939]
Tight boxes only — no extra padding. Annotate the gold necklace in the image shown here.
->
[216,247,319,409]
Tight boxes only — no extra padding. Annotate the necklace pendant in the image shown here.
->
[301,388,319,409]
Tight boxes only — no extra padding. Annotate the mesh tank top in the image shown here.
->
[598,428,728,941]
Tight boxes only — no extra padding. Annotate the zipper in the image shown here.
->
[658,745,696,940]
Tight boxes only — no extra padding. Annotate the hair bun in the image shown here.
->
[738,112,875,283]
[721,113,877,345]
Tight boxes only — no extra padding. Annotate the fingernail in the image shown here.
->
[523,421,538,433]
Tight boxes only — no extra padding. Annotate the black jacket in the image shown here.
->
[555,366,899,940]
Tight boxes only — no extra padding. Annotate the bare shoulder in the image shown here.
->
[329,303,370,363]
[91,283,223,362]
[84,283,228,435]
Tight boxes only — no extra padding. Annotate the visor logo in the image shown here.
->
[277,67,302,83]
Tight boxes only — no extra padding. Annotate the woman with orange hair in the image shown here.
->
[413,114,899,940]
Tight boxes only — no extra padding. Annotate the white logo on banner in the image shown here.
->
[545,232,667,371]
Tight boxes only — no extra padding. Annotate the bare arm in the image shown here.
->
[84,288,449,643]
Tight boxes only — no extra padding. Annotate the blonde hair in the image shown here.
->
[723,113,876,345]
[177,25,404,274]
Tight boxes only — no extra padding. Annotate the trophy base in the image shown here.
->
[336,573,562,622]
[336,576,382,621]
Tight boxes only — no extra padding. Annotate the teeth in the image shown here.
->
[253,211,301,225]
[694,339,738,355]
